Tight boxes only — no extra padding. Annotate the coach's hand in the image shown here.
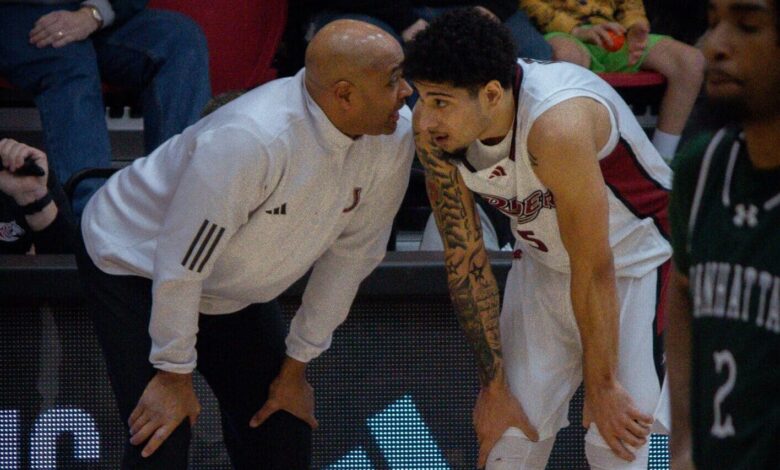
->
[583,379,653,461]
[128,371,201,458]
[250,356,318,430]
[474,379,538,469]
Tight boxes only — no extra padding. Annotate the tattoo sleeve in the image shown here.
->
[414,128,504,386]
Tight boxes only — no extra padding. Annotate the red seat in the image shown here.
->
[149,0,287,95]
[598,71,666,88]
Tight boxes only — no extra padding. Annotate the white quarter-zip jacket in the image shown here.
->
[82,69,414,373]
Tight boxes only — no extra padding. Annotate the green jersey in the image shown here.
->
[670,127,780,469]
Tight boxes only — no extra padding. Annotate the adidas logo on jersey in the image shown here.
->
[488,166,507,180]
[266,204,287,215]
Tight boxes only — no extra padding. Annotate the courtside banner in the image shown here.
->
[0,253,669,469]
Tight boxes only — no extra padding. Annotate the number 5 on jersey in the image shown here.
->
[516,230,549,252]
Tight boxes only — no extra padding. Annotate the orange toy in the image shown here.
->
[605,30,625,52]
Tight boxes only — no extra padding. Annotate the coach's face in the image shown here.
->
[413,80,493,154]
[702,0,780,121]
[351,42,413,135]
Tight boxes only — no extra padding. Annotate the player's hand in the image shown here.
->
[29,8,100,49]
[402,18,429,42]
[583,380,653,461]
[128,371,201,458]
[0,138,48,205]
[250,356,318,430]
[572,23,626,49]
[626,22,650,65]
[474,380,539,469]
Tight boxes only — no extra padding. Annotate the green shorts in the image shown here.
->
[544,31,669,73]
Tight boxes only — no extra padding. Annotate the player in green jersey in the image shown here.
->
[667,0,780,469]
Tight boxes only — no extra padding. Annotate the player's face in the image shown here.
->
[412,81,492,154]
[702,0,780,121]
[352,44,413,135]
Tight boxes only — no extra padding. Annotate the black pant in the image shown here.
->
[76,241,311,469]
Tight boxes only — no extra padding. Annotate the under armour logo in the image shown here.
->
[733,204,758,227]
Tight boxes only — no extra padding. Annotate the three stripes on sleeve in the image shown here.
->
[181,220,226,273]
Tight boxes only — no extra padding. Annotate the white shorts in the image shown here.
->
[500,254,670,446]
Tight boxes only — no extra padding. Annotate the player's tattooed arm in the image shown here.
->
[414,127,504,386]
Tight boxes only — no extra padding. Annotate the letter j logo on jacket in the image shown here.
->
[343,188,362,213]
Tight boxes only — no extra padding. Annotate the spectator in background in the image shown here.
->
[0,1,211,214]
[304,0,553,60]
[521,0,704,161]
[0,138,75,255]
[0,138,113,470]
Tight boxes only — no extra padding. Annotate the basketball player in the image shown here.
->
[77,20,413,468]
[667,0,780,468]
[405,9,672,469]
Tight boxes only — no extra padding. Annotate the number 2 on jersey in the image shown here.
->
[711,350,736,439]
[516,230,549,252]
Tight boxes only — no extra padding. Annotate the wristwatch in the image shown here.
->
[82,4,103,29]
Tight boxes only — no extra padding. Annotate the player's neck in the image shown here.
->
[743,114,780,170]
[479,94,516,145]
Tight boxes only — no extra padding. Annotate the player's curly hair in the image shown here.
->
[404,8,518,95]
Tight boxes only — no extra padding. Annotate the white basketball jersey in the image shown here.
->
[458,59,672,277]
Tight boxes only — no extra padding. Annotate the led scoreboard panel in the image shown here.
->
[0,253,669,469]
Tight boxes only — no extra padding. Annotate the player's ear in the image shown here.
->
[333,80,354,109]
[482,80,504,108]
